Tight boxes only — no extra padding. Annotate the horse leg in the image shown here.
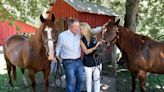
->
[43,69,50,92]
[28,69,36,92]
[4,53,13,87]
[6,61,12,87]
[11,64,17,80]
[21,69,28,86]
[138,71,147,92]
[131,72,137,92]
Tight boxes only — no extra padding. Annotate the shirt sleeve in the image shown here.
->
[91,27,102,34]
[55,33,63,57]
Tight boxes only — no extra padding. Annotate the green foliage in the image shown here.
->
[138,0,164,41]
[9,20,14,26]
[16,26,21,31]
[0,1,13,21]
[1,0,51,24]
[88,0,164,41]
[0,0,163,41]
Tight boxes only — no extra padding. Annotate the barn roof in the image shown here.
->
[64,0,118,16]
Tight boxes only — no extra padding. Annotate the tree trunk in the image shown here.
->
[89,0,94,2]
[96,0,101,5]
[124,0,139,32]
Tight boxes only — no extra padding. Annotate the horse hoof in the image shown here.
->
[23,79,29,87]
[8,85,13,91]
[24,81,29,87]
[22,75,29,86]
[8,83,12,88]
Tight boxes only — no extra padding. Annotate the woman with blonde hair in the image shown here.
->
[80,22,102,92]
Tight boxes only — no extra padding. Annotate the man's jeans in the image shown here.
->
[63,58,84,92]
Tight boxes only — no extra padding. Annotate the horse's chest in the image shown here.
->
[28,55,49,70]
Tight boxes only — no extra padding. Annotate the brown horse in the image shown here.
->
[3,14,60,92]
[101,20,164,92]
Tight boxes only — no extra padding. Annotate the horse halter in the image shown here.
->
[41,27,57,57]
[102,27,119,48]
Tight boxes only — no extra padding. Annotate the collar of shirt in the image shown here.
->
[68,29,81,37]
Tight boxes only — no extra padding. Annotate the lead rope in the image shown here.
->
[92,53,103,82]
[52,58,64,88]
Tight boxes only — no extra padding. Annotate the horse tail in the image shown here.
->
[3,45,12,85]
[3,45,17,81]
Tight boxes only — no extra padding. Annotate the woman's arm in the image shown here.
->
[91,20,110,34]
[91,27,102,34]
[80,40,99,55]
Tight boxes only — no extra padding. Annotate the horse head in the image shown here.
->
[101,19,120,48]
[39,14,58,60]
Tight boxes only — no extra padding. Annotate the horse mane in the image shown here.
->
[118,26,159,51]
[29,23,45,53]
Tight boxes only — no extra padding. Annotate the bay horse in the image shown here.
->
[3,14,59,92]
[101,19,164,92]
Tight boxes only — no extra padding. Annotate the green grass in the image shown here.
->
[0,68,65,92]
[116,66,164,92]
[1,63,164,92]
[0,69,32,92]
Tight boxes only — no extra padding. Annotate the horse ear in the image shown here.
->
[51,14,55,22]
[40,15,45,23]
[115,19,120,26]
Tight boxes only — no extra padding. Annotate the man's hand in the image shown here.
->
[52,57,58,64]
[48,50,58,64]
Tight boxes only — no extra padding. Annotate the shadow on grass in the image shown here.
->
[116,66,164,92]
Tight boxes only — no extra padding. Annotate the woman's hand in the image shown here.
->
[96,41,102,47]
[93,41,103,50]
[101,19,111,29]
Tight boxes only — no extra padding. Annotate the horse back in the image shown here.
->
[3,35,31,68]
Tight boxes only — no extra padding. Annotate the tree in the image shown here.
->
[138,0,164,41]
[1,0,163,41]
[91,0,164,41]
[124,0,139,32]
[0,0,52,26]
[96,0,101,5]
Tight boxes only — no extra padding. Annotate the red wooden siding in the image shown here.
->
[51,0,79,19]
[0,21,16,45]
[0,20,36,45]
[79,12,115,28]
[14,20,36,33]
[51,0,115,28]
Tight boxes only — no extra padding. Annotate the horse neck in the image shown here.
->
[117,27,142,53]
[29,29,45,54]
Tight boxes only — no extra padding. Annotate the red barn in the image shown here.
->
[50,0,118,63]
[0,20,36,45]
[50,0,117,28]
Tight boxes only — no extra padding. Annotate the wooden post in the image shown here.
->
[111,45,117,77]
